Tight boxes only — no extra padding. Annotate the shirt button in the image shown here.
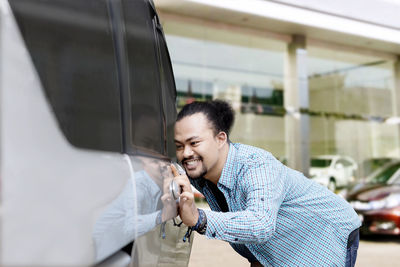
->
[212,232,216,237]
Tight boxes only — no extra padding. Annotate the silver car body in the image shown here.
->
[0,0,191,266]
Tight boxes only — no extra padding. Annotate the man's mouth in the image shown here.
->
[182,158,202,170]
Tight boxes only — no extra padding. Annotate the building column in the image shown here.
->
[284,35,310,176]
[393,56,400,157]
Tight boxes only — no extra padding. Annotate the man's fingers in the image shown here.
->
[174,176,192,193]
[170,164,179,177]
[180,191,194,202]
[170,165,192,193]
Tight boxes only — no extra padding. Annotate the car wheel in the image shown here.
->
[328,178,336,192]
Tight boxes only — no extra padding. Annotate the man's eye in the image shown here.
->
[191,141,199,146]
[176,145,183,150]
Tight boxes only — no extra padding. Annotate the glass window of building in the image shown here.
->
[308,46,396,116]
[163,20,287,157]
[308,45,400,181]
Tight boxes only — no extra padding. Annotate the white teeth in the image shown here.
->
[186,159,199,166]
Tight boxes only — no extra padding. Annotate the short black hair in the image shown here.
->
[176,100,235,137]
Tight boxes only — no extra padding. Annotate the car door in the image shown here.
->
[2,0,190,266]
[115,0,191,265]
[3,0,133,265]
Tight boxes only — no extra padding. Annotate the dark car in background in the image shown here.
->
[346,161,400,235]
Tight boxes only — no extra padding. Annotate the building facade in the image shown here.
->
[154,0,400,180]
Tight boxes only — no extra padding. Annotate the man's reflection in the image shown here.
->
[92,156,177,262]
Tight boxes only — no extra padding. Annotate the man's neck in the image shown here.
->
[204,143,230,185]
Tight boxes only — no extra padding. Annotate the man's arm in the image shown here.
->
[204,163,285,243]
[173,163,286,243]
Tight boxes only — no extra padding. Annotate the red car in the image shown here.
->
[346,161,400,235]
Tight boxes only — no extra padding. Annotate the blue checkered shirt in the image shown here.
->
[190,143,361,266]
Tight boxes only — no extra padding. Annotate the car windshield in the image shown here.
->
[368,163,400,184]
[311,159,332,168]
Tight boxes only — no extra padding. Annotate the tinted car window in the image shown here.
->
[360,158,393,177]
[155,21,177,159]
[311,159,332,167]
[369,163,400,184]
[122,0,164,155]
[10,0,122,152]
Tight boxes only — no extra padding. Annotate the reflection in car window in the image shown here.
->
[369,163,400,184]
[10,0,123,152]
[311,159,332,167]
[122,0,164,155]
[155,20,178,159]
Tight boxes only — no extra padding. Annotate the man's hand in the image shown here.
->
[171,164,199,226]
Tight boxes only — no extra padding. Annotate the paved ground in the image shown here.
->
[189,233,400,267]
[189,202,400,266]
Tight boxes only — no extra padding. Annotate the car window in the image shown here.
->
[155,18,177,159]
[391,171,400,184]
[10,0,123,152]
[311,159,332,167]
[335,159,344,168]
[340,159,352,167]
[122,0,165,155]
[368,163,400,184]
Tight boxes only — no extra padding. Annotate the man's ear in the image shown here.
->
[215,131,228,148]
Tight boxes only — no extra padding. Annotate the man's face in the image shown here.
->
[174,113,221,179]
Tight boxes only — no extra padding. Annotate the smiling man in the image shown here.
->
[172,100,361,267]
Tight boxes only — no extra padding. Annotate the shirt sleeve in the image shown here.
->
[203,162,286,244]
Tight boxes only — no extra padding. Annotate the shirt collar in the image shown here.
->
[218,142,239,190]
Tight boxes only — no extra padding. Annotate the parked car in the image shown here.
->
[309,155,358,191]
[342,160,400,197]
[346,161,400,235]
[1,0,191,266]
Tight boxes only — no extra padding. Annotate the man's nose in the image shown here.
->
[183,145,193,157]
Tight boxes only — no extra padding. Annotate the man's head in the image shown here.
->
[174,100,234,182]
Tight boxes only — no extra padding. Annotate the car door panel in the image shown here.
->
[1,0,189,265]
